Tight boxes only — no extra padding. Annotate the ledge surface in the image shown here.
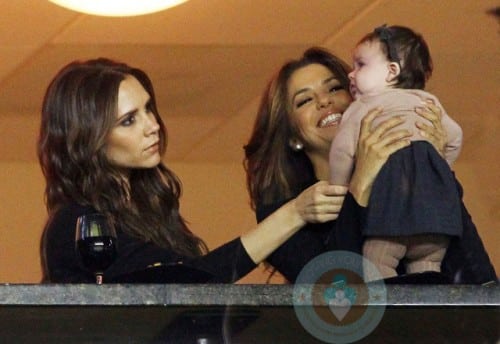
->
[0,283,498,306]
[0,284,498,343]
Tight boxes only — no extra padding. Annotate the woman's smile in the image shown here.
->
[318,112,342,128]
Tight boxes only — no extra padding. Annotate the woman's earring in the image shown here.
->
[289,138,304,152]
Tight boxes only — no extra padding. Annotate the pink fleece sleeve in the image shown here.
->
[329,101,366,185]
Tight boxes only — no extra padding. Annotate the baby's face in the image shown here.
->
[348,40,393,98]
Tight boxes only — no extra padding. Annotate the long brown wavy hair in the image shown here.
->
[38,58,207,261]
[244,47,351,209]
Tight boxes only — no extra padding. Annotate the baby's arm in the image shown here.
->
[329,103,364,185]
[441,112,462,164]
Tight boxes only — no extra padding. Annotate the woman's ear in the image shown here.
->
[386,62,401,83]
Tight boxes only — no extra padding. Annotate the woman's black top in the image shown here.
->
[42,202,256,283]
[258,178,497,284]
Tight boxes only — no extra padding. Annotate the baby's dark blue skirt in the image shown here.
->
[363,141,463,238]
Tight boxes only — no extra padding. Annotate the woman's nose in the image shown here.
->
[348,70,355,80]
[144,114,160,135]
[316,93,332,108]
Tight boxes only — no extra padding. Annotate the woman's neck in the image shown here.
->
[306,151,330,181]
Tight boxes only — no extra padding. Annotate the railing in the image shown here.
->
[0,284,498,343]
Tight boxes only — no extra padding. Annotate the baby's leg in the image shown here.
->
[405,234,449,274]
[363,237,406,281]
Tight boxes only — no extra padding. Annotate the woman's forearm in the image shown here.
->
[240,199,306,264]
[348,169,372,207]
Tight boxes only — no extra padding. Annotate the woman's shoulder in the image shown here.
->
[58,201,95,214]
[53,201,96,219]
[45,202,96,235]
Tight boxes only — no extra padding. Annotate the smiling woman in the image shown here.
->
[286,63,352,180]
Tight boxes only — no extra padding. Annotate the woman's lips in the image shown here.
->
[318,113,342,127]
[145,142,159,152]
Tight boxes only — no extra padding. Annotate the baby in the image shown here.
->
[329,25,463,280]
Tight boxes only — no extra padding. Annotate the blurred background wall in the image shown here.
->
[0,1,498,283]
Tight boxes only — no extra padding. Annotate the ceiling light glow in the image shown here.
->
[49,0,189,17]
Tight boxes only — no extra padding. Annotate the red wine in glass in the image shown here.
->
[75,214,117,284]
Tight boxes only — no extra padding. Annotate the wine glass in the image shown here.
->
[75,213,117,284]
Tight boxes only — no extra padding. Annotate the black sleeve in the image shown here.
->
[43,203,256,284]
[107,236,257,284]
[257,200,333,283]
[186,238,257,283]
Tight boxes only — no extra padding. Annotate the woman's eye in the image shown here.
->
[120,114,135,127]
[296,98,311,108]
[329,85,343,94]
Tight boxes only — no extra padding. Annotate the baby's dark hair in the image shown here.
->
[358,24,433,89]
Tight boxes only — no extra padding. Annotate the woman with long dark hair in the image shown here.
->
[39,58,323,283]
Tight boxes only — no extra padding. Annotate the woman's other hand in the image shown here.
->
[349,107,412,206]
[415,99,447,156]
[294,181,348,223]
